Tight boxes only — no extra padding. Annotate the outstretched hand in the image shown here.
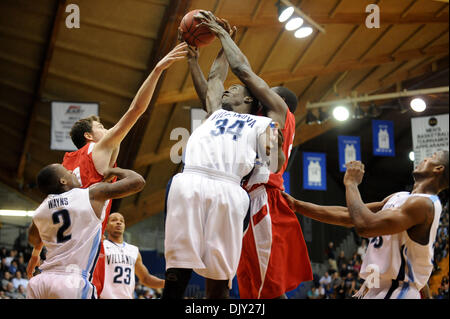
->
[155,42,188,71]
[194,10,227,36]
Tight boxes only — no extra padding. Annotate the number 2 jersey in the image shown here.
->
[32,188,102,278]
[100,239,139,299]
[360,191,442,291]
[184,109,273,179]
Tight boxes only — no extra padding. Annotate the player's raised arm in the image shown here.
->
[344,161,433,237]
[89,167,146,219]
[92,43,188,174]
[186,45,208,108]
[196,11,288,127]
[135,252,165,289]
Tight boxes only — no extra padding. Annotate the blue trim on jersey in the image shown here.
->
[429,195,439,203]
[243,193,251,233]
[81,277,89,299]
[397,282,410,299]
[85,229,101,281]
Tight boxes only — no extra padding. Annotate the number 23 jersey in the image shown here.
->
[33,188,102,277]
[100,239,139,299]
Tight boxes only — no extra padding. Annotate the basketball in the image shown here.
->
[179,9,216,48]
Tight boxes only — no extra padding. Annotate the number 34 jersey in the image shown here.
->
[33,188,102,277]
[184,110,273,180]
[100,239,139,299]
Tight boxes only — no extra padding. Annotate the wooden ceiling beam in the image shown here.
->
[226,12,448,29]
[156,43,448,104]
[16,0,67,185]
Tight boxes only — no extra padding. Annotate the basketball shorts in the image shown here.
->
[164,166,250,283]
[237,185,313,299]
[27,272,97,299]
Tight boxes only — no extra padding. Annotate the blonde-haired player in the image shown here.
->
[100,212,164,299]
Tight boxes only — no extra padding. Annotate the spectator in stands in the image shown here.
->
[326,242,337,271]
[1,271,12,290]
[324,283,334,299]
[16,254,27,274]
[12,270,28,289]
[4,282,19,299]
[307,286,320,299]
[16,285,26,299]
[331,271,342,289]
[337,250,347,269]
[0,290,8,299]
[5,249,17,267]
[319,271,332,287]
[335,281,346,299]
[339,262,349,278]
[317,284,326,299]
[8,260,18,275]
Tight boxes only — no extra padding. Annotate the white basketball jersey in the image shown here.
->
[33,188,102,280]
[184,109,273,179]
[100,239,139,299]
[360,191,442,290]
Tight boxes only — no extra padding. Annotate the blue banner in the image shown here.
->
[303,152,327,191]
[338,136,361,172]
[372,120,395,156]
[283,171,290,194]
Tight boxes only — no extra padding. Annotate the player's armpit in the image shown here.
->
[355,196,433,238]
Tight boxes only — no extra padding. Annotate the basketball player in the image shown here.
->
[100,212,164,299]
[190,10,313,298]
[282,151,449,299]
[163,47,285,298]
[26,165,145,299]
[62,42,188,296]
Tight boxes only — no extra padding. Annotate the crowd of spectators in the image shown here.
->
[307,201,449,299]
[0,248,29,299]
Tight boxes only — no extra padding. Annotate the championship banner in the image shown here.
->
[51,102,99,151]
[372,119,395,157]
[338,136,361,172]
[303,152,326,191]
[411,114,449,168]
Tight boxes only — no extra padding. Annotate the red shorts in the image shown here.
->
[237,186,313,299]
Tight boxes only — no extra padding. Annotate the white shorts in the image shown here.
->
[362,280,420,299]
[164,167,250,281]
[27,272,97,299]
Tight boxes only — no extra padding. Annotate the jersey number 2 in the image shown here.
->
[52,209,72,243]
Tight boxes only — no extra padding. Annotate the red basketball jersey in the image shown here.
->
[246,111,295,191]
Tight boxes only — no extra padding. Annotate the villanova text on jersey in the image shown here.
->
[105,251,136,266]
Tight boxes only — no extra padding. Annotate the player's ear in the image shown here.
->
[84,131,94,142]
[433,164,445,175]
[59,177,68,186]
[244,96,253,104]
